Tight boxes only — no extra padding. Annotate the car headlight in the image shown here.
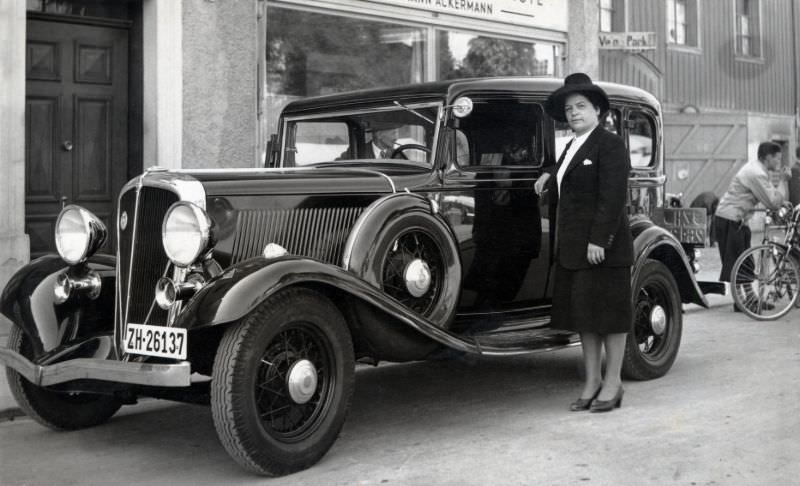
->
[162,202,213,267]
[55,206,107,265]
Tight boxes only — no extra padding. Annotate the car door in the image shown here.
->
[439,96,552,313]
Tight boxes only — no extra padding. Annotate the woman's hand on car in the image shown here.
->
[534,174,551,196]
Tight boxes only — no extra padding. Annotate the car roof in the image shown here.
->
[280,77,661,116]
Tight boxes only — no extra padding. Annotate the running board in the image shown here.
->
[469,327,580,356]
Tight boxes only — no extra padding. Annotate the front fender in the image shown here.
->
[343,192,448,275]
[174,256,476,353]
[1,254,117,355]
[633,221,708,307]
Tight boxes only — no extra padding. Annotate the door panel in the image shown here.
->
[74,96,112,200]
[26,18,128,256]
[26,97,60,202]
[663,114,747,204]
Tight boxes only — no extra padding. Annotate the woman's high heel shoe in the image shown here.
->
[569,386,602,411]
[589,387,624,413]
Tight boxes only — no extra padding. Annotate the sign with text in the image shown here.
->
[599,32,656,50]
[652,208,708,245]
[369,0,567,31]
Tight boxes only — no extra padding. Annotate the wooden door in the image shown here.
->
[662,114,747,204]
[26,17,128,256]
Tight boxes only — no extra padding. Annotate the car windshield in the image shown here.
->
[281,103,440,167]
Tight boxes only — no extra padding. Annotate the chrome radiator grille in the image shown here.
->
[117,186,179,326]
[230,207,364,265]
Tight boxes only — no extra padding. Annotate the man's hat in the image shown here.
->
[544,73,610,122]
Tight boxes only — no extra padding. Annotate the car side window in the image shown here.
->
[283,104,439,167]
[602,109,621,135]
[292,122,350,166]
[452,100,543,168]
[627,110,656,168]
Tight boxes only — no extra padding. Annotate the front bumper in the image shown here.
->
[0,348,191,387]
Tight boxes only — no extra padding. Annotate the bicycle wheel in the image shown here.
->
[731,244,800,320]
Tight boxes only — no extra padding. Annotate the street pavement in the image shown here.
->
[0,246,729,418]
[4,246,800,485]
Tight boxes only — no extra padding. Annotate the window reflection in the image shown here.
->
[267,7,427,135]
[438,31,557,79]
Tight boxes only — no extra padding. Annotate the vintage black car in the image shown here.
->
[1,77,713,476]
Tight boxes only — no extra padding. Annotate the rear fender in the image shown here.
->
[633,223,708,307]
[1,254,117,355]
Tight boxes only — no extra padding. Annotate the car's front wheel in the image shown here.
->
[623,259,683,380]
[210,287,355,476]
[6,325,122,430]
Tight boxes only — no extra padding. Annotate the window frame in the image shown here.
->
[599,0,626,33]
[623,105,660,172]
[734,0,763,59]
[279,101,444,168]
[448,98,547,172]
[666,0,701,51]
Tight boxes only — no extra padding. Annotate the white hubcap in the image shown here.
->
[650,305,667,335]
[404,258,432,297]
[287,359,318,404]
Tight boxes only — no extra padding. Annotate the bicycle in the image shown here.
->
[730,202,800,320]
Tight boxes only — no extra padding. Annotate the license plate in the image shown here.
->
[652,207,708,245]
[123,323,187,360]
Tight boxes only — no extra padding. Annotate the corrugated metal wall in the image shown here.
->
[601,0,797,115]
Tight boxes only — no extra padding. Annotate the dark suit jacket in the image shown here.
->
[546,126,633,269]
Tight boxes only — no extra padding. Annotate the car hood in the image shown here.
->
[181,166,434,197]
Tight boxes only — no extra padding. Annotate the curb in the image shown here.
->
[0,407,25,423]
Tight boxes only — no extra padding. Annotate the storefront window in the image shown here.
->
[438,31,557,79]
[26,0,130,18]
[267,7,426,134]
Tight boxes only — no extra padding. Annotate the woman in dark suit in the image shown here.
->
[534,73,633,413]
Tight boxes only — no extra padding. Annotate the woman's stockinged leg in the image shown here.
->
[578,332,603,398]
[598,332,627,400]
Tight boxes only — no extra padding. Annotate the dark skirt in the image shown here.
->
[550,263,632,334]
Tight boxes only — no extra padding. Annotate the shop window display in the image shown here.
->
[267,7,426,134]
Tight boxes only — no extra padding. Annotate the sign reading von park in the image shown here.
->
[599,32,657,50]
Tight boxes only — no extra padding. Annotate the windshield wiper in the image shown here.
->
[393,101,434,125]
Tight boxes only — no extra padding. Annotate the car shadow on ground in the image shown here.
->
[2,348,587,483]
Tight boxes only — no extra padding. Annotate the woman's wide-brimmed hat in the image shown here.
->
[544,73,609,122]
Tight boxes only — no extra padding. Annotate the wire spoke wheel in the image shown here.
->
[381,229,444,317]
[211,288,354,476]
[731,244,800,320]
[255,324,333,441]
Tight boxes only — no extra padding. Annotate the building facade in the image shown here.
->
[0,0,799,298]
[599,0,800,203]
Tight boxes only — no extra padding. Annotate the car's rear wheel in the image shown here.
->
[6,325,122,430]
[623,259,683,380]
[211,287,354,476]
